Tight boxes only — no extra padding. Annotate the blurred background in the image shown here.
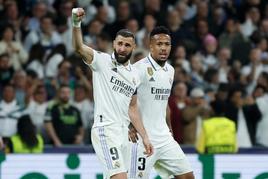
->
[0,0,268,178]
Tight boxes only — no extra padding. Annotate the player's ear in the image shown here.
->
[149,37,153,49]
[113,40,116,49]
[132,42,136,50]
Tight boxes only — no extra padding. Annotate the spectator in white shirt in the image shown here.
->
[27,1,48,32]
[26,85,48,135]
[0,84,24,137]
[72,85,94,144]
[241,47,268,94]
[0,25,28,70]
[24,15,62,53]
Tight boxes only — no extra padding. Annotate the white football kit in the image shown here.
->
[129,55,192,178]
[86,50,137,178]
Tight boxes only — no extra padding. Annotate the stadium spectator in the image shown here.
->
[23,15,62,52]
[172,45,191,73]
[104,1,131,39]
[210,6,226,37]
[72,85,94,144]
[84,19,104,48]
[11,70,28,107]
[136,14,156,49]
[255,73,268,147]
[55,60,76,92]
[0,84,24,138]
[0,53,14,94]
[0,1,21,41]
[182,88,211,144]
[26,84,48,138]
[218,18,244,51]
[225,85,261,147]
[45,44,66,79]
[5,115,44,153]
[200,34,218,70]
[240,7,260,38]
[189,54,205,88]
[168,82,190,144]
[196,101,237,154]
[143,0,167,26]
[0,25,28,70]
[95,32,113,53]
[203,68,219,92]
[26,43,46,79]
[241,47,268,94]
[27,1,48,32]
[94,3,111,25]
[44,85,84,146]
[173,65,191,87]
[257,72,268,91]
[193,19,210,51]
[216,47,231,83]
[259,18,268,39]
[125,18,139,35]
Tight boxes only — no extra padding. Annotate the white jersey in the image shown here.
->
[134,55,174,148]
[86,50,137,128]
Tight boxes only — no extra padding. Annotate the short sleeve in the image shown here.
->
[83,50,110,71]
[169,65,175,83]
[133,63,143,88]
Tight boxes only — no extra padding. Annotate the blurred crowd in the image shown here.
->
[0,0,268,153]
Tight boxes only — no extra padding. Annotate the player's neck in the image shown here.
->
[151,54,166,67]
[122,60,130,66]
[116,60,130,66]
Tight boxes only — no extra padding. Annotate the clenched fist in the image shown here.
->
[72,8,85,27]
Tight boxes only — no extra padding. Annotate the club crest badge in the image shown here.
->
[114,161,120,168]
[147,67,153,76]
[132,78,136,85]
[169,78,173,84]
[138,172,144,178]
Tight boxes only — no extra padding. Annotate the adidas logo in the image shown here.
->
[149,77,155,81]
[112,68,117,72]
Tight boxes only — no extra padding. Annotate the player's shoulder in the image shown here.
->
[93,50,111,58]
[133,57,150,69]
[166,62,174,72]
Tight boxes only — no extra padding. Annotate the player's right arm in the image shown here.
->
[72,8,94,64]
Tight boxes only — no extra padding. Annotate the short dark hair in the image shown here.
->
[115,29,135,40]
[150,26,171,38]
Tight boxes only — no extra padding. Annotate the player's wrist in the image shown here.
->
[72,8,81,28]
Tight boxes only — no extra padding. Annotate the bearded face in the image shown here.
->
[113,35,135,65]
[114,50,132,64]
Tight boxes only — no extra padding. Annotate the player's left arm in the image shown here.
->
[166,66,174,135]
[129,95,153,156]
[166,105,173,135]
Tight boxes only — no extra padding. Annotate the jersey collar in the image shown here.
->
[147,54,168,71]
[111,53,132,71]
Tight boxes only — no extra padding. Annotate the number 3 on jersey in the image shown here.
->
[138,157,146,170]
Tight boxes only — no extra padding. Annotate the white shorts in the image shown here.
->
[129,140,192,179]
[91,124,130,178]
